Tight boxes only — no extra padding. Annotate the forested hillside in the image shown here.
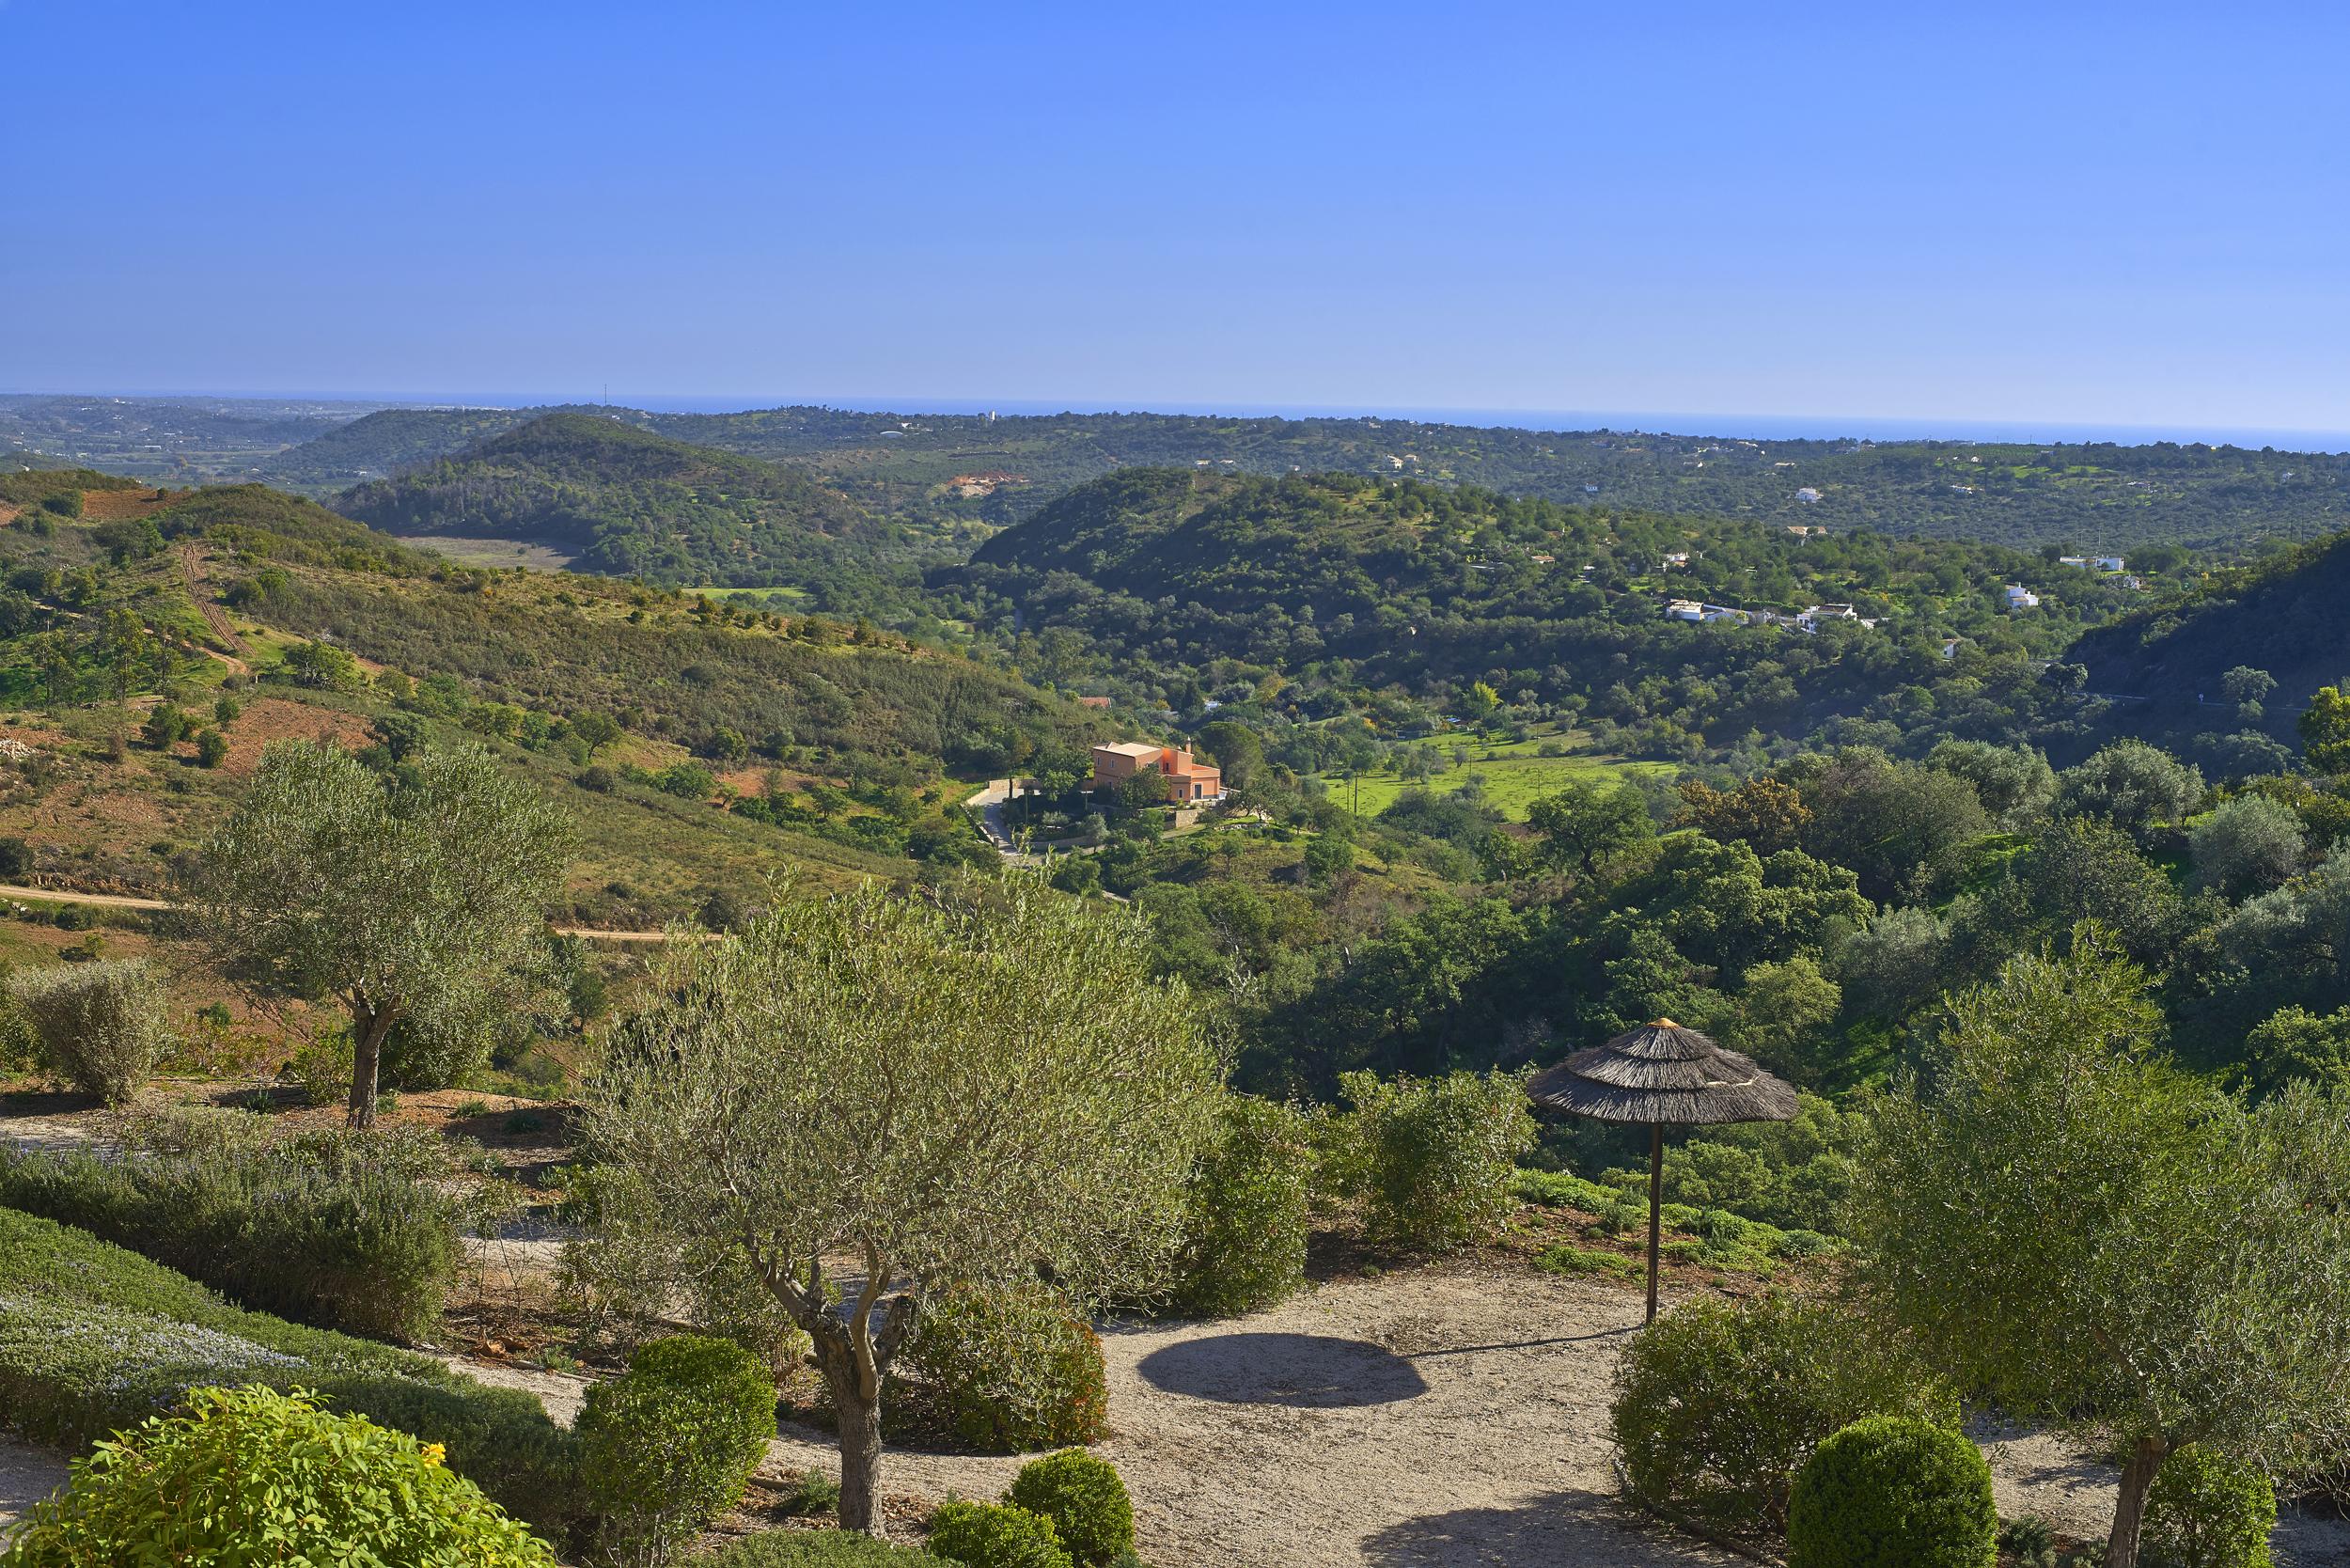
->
[947,467,2174,768]
[334,413,932,605]
[241,400,2350,549]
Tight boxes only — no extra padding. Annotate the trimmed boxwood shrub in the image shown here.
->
[0,1207,579,1536]
[1168,1095,1315,1318]
[578,1334,777,1567]
[2143,1447,2276,1568]
[1005,1450,1134,1568]
[696,1530,944,1565]
[9,957,169,1104]
[926,1500,1073,1568]
[1786,1415,1997,1568]
[1611,1293,1959,1538]
[0,1384,556,1566]
[894,1285,1106,1454]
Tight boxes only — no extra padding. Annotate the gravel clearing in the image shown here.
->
[431,1261,2350,1566]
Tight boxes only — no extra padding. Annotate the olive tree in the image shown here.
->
[183,740,571,1127]
[1847,941,2350,1568]
[580,873,1221,1536]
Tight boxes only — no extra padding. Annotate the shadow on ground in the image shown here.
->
[1361,1491,1735,1568]
[1136,1332,1430,1408]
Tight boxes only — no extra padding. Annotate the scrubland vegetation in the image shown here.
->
[7,423,2350,1568]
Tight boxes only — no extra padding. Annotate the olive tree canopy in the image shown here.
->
[1847,939,2350,1568]
[183,740,571,1127]
[581,872,1221,1535]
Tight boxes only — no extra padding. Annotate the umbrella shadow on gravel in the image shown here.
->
[1135,1332,1429,1408]
[1361,1490,1739,1568]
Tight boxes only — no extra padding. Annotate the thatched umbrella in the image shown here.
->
[1526,1019,1798,1324]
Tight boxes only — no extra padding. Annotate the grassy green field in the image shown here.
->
[1320,731,1674,821]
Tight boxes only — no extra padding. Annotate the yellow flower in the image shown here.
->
[420,1442,446,1466]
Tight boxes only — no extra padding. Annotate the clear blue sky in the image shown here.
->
[7,1,2348,439]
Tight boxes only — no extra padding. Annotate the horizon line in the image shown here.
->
[7,387,2349,455]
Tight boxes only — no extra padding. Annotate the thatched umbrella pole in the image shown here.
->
[1645,1121,1664,1323]
[1527,1019,1799,1326]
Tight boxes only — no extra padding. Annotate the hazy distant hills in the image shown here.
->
[254,401,2350,552]
[335,413,919,600]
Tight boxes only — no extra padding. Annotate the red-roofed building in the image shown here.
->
[1090,742,1223,804]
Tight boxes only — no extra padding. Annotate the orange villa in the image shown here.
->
[1090,742,1223,804]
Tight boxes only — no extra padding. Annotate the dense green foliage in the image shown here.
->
[338,413,928,605]
[895,1284,1109,1454]
[695,1532,944,1566]
[924,1500,1073,1568]
[1004,1450,1134,1568]
[0,1384,556,1568]
[8,958,168,1104]
[1784,1416,1998,1568]
[1848,945,2350,1563]
[1610,1294,1958,1538]
[0,1112,477,1341]
[1324,1069,1535,1250]
[1167,1095,1316,1316]
[576,1335,778,1568]
[0,1208,578,1533]
[2141,1448,2275,1568]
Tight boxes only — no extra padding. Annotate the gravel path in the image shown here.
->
[0,1435,67,1536]
[453,1265,2350,1567]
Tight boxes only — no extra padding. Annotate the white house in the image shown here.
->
[2004,584,2040,610]
[2093,555,2126,572]
[1664,599,1705,621]
[1794,487,1824,503]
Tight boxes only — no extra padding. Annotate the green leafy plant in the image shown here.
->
[895,1283,1107,1454]
[8,958,169,1104]
[776,1467,842,1518]
[576,1334,777,1567]
[0,1384,556,1566]
[0,1112,476,1341]
[1785,1415,1997,1568]
[925,1500,1073,1568]
[1999,1515,2059,1568]
[1328,1069,1534,1252]
[0,1207,579,1536]
[1004,1450,1134,1568]
[1168,1094,1315,1317]
[1611,1293,1959,1538]
[2141,1448,2274,1568]
[695,1530,944,1565]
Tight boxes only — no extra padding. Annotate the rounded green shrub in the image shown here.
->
[695,1529,944,1565]
[1611,1293,1959,1537]
[1786,1415,1997,1568]
[1169,1094,1315,1317]
[925,1500,1073,1568]
[895,1284,1106,1453]
[578,1334,777,1567]
[2142,1447,2275,1568]
[1005,1450,1134,1568]
[0,1383,556,1565]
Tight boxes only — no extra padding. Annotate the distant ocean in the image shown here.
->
[25,387,2350,453]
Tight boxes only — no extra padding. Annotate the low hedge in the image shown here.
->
[1005,1450,1134,1568]
[0,1113,478,1342]
[697,1530,945,1565]
[2143,1447,2275,1568]
[0,1206,579,1537]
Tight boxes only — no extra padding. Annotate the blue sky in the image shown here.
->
[6,1,2348,439]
